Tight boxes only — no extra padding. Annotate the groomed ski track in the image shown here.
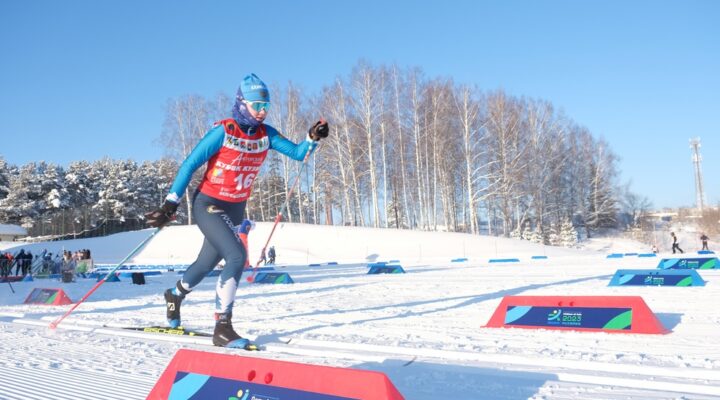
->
[3,306,720,400]
[1,225,719,399]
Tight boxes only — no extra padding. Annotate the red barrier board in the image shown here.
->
[484,296,667,334]
[147,349,404,400]
[23,288,73,305]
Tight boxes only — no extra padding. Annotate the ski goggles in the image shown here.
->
[245,100,271,112]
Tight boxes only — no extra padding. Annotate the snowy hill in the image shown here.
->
[0,224,718,399]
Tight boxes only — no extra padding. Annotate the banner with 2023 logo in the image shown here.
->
[504,306,633,330]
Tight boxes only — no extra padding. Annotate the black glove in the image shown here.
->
[308,119,329,141]
[144,200,178,228]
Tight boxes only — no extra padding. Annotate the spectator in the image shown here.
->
[0,253,9,278]
[671,232,684,254]
[700,233,709,251]
[6,252,14,276]
[52,254,62,275]
[62,251,76,271]
[14,249,26,276]
[42,252,53,274]
[260,248,267,265]
[61,251,76,283]
[24,250,33,275]
[268,246,276,264]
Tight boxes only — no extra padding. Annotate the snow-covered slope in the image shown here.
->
[1,224,718,399]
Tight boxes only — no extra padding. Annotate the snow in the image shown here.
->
[1,224,719,399]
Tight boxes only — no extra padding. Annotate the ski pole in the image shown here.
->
[49,227,162,329]
[5,275,14,293]
[247,142,316,283]
[5,259,16,293]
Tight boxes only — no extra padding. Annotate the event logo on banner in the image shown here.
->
[170,372,354,400]
[504,306,632,330]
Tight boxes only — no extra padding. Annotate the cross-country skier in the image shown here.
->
[144,73,329,348]
[671,232,683,254]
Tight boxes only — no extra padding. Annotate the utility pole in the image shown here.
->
[689,137,706,211]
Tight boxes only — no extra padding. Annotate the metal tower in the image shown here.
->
[689,137,706,211]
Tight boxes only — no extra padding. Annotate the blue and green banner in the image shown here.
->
[657,257,718,270]
[252,272,294,284]
[609,269,705,286]
[367,265,405,274]
[504,306,632,330]
[170,372,354,400]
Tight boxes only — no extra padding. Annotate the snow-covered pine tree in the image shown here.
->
[527,226,544,244]
[0,162,44,225]
[510,224,523,240]
[0,157,10,200]
[547,223,561,246]
[522,224,533,242]
[559,219,578,247]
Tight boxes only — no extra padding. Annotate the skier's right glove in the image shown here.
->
[308,119,329,141]
[144,200,178,228]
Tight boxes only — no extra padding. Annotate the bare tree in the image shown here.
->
[484,91,528,236]
[350,62,382,227]
[391,65,413,228]
[455,84,488,234]
[585,138,619,234]
[322,78,365,226]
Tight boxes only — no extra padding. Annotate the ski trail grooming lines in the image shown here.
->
[246,122,323,283]
[49,228,162,329]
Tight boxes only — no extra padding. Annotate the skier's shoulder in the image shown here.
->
[263,124,282,138]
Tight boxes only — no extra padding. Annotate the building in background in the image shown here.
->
[0,224,28,241]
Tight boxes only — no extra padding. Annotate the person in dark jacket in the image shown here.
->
[671,232,683,254]
[14,249,25,276]
[268,246,276,265]
[700,233,709,251]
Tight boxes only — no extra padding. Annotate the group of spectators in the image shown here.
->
[53,249,92,275]
[0,248,93,278]
[258,246,277,265]
[0,250,34,277]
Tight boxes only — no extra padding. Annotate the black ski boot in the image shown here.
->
[164,281,190,328]
[213,312,250,348]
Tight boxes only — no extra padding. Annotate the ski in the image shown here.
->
[121,325,263,351]
[8,317,264,351]
[121,326,213,337]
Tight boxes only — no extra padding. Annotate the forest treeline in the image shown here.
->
[0,62,650,242]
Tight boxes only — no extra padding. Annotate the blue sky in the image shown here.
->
[1,0,718,209]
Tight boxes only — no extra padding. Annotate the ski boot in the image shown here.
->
[164,281,190,328]
[213,312,250,348]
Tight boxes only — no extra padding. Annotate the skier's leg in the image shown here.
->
[164,237,222,327]
[162,193,222,327]
[201,202,248,347]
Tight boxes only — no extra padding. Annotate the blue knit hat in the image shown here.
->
[238,73,270,102]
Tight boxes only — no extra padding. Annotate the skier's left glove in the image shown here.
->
[308,119,329,141]
[144,200,178,228]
